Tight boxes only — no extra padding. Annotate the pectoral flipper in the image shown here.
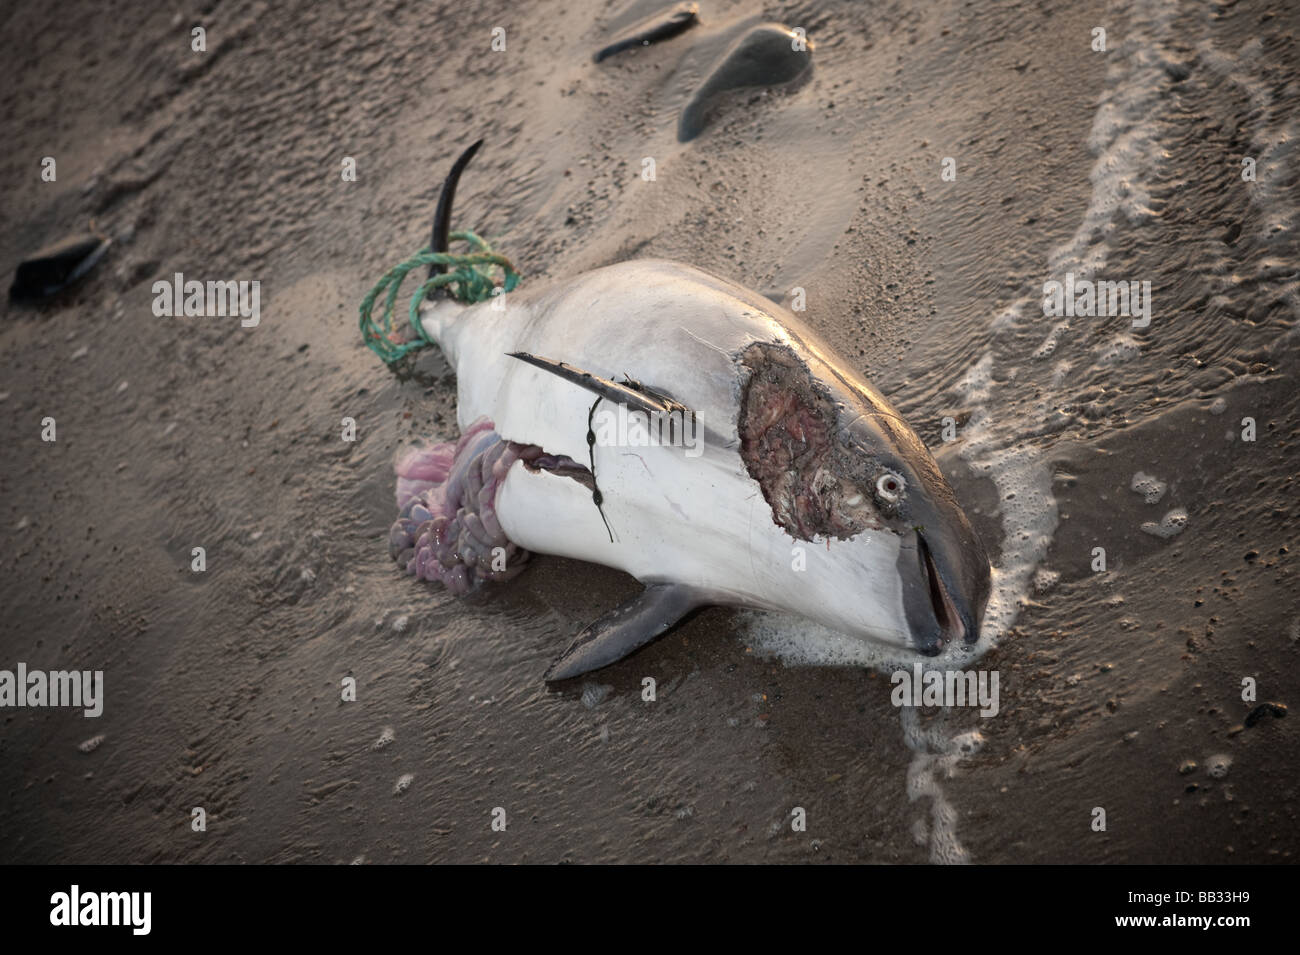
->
[545,584,702,681]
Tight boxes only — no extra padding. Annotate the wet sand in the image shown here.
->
[1,0,1297,863]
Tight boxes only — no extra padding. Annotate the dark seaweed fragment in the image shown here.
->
[594,2,699,63]
[10,233,111,302]
[1244,701,1288,727]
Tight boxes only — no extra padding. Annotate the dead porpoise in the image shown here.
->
[386,141,991,680]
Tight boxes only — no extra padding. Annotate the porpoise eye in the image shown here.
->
[875,471,906,503]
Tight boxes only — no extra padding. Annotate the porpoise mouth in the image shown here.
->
[917,533,967,649]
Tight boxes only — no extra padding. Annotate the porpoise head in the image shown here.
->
[736,339,991,660]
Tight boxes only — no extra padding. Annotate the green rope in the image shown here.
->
[359,229,520,364]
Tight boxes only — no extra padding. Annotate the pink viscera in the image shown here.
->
[389,417,529,595]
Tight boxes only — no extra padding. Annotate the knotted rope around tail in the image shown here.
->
[359,229,520,364]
